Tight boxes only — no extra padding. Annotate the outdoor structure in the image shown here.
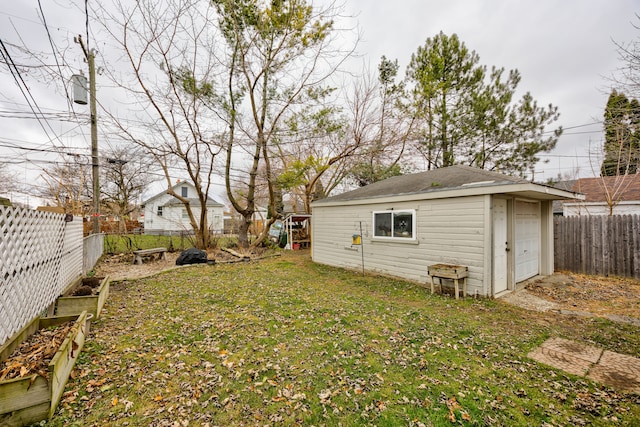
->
[311,165,582,297]
[561,175,640,216]
[0,206,103,346]
[142,182,224,235]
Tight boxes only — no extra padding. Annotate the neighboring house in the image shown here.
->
[561,175,640,216]
[551,180,576,215]
[311,165,582,298]
[142,182,224,235]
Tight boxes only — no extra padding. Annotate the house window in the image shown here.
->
[181,186,188,197]
[373,209,415,239]
[182,208,188,219]
[157,206,163,217]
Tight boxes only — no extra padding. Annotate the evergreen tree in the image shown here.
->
[601,89,640,176]
[405,32,561,176]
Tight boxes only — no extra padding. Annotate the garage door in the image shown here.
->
[515,201,540,282]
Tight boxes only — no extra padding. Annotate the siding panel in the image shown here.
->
[313,196,489,295]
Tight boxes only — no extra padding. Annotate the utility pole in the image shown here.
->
[76,35,100,234]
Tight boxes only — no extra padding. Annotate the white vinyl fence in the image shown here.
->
[83,233,104,275]
[0,206,92,346]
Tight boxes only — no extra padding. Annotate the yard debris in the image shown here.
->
[0,321,74,381]
[525,272,640,319]
[50,253,640,425]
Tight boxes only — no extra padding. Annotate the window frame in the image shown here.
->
[157,206,163,217]
[181,186,188,197]
[372,209,417,241]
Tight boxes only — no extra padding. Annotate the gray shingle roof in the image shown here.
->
[315,165,529,203]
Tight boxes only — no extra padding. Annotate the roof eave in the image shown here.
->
[311,183,585,208]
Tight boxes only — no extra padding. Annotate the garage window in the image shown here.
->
[373,209,415,240]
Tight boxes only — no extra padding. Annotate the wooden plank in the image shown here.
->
[38,314,80,329]
[48,311,88,418]
[0,401,50,427]
[578,216,586,274]
[96,276,110,319]
[221,247,249,259]
[55,276,110,318]
[55,296,97,317]
[133,247,167,255]
[625,215,632,277]
[632,216,640,278]
[0,375,49,415]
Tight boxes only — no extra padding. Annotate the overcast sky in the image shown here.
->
[336,0,639,179]
[0,0,638,206]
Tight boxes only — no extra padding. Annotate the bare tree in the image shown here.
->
[272,62,414,213]
[96,0,223,248]
[348,58,416,187]
[101,145,157,232]
[0,164,18,197]
[613,14,640,97]
[39,159,91,215]
[211,0,356,248]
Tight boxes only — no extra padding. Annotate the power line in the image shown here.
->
[37,0,72,109]
[0,37,67,151]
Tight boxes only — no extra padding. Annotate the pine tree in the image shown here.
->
[405,32,561,176]
[601,89,640,176]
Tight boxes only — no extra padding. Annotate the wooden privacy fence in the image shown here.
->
[554,215,640,279]
[0,206,103,346]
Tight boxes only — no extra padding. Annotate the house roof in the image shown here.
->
[565,175,640,203]
[164,197,223,207]
[312,165,582,207]
[142,181,224,207]
[551,180,577,213]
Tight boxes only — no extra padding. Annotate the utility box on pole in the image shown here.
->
[71,74,88,105]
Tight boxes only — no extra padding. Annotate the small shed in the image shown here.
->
[142,182,224,235]
[311,166,582,297]
[283,214,311,250]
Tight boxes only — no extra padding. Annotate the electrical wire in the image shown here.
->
[0,38,56,142]
[37,0,72,109]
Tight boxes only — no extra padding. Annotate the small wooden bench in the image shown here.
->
[133,247,168,265]
[428,264,468,299]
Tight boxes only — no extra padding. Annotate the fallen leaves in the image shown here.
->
[0,321,74,381]
[526,273,640,318]
[45,254,640,426]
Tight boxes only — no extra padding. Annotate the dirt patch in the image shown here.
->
[525,272,640,319]
[94,248,269,281]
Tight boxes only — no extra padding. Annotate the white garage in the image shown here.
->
[515,200,541,282]
[311,166,583,297]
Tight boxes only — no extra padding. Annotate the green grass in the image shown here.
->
[50,253,640,426]
[103,234,239,254]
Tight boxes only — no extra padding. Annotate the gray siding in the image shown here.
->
[312,195,489,295]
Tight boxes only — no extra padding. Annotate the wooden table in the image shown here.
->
[428,264,468,299]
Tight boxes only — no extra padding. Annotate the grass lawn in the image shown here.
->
[103,234,238,254]
[50,252,640,426]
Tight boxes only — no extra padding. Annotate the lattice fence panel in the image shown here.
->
[0,206,83,346]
